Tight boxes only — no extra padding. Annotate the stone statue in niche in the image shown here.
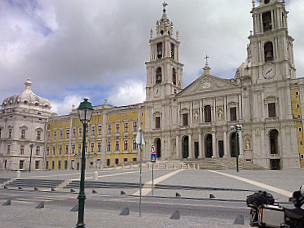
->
[245,138,251,150]
[217,108,223,120]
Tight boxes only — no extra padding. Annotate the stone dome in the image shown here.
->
[1,77,51,110]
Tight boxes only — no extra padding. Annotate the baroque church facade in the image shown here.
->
[1,0,303,171]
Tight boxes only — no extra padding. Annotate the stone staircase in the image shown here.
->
[183,158,264,170]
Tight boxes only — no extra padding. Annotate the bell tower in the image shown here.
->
[145,2,184,101]
[248,0,296,83]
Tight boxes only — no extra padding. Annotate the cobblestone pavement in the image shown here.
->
[0,168,303,227]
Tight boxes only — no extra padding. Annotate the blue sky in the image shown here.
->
[1,0,303,115]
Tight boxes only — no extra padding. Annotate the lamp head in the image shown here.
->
[77,98,94,123]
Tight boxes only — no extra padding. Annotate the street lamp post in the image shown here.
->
[230,125,242,172]
[76,98,93,228]
[29,144,34,172]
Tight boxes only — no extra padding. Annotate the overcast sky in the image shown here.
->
[1,0,303,115]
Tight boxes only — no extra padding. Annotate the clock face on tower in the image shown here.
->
[262,63,275,79]
[154,86,161,97]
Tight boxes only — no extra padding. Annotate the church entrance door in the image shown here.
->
[182,136,189,158]
[205,134,212,158]
[155,138,161,158]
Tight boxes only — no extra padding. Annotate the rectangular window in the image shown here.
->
[133,157,137,162]
[133,140,137,150]
[296,91,299,96]
[72,144,75,154]
[107,159,111,167]
[155,117,161,129]
[124,140,128,151]
[9,129,12,138]
[46,161,49,170]
[204,105,212,122]
[115,158,119,165]
[58,160,61,170]
[133,121,137,132]
[78,144,81,154]
[91,143,94,153]
[115,141,120,151]
[116,123,120,134]
[98,125,102,135]
[124,122,129,133]
[108,124,111,134]
[97,142,101,152]
[46,146,49,156]
[36,146,40,155]
[97,159,101,169]
[268,103,276,117]
[91,126,95,137]
[107,141,111,152]
[35,161,40,169]
[20,145,25,155]
[53,130,57,140]
[52,146,56,155]
[59,129,63,139]
[66,129,70,139]
[297,104,300,109]
[79,127,82,138]
[19,160,24,169]
[7,145,11,154]
[59,145,62,155]
[64,160,68,170]
[182,113,188,126]
[124,158,128,162]
[37,130,41,140]
[299,128,302,132]
[230,107,237,121]
[52,161,55,169]
[21,129,25,139]
[65,145,69,154]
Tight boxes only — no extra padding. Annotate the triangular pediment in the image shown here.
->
[177,74,236,96]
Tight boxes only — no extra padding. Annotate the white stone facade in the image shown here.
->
[143,0,301,169]
[0,78,52,171]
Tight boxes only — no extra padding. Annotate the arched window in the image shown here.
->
[156,67,162,84]
[157,42,162,59]
[264,42,274,62]
[172,68,177,85]
[262,11,272,32]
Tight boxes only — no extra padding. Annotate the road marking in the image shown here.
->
[209,170,292,197]
[133,169,183,196]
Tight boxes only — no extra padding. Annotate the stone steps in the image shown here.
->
[183,158,264,170]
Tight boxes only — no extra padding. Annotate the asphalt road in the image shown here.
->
[0,168,303,227]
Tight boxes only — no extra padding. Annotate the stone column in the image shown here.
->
[212,131,217,158]
[223,131,229,157]
[176,135,180,159]
[188,134,193,158]
[198,131,203,158]
[239,130,244,158]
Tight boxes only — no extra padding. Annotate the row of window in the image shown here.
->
[45,157,138,170]
[0,127,42,140]
[46,139,138,156]
[19,160,40,170]
[5,145,41,155]
[48,122,138,141]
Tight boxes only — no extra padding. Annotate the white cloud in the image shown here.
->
[107,80,146,107]
[0,0,303,106]
[50,95,83,115]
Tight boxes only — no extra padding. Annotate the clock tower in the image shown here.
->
[145,2,184,101]
[248,0,296,83]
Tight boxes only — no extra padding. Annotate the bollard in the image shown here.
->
[93,171,98,181]
[16,170,21,179]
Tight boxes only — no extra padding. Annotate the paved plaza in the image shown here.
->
[0,168,303,227]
